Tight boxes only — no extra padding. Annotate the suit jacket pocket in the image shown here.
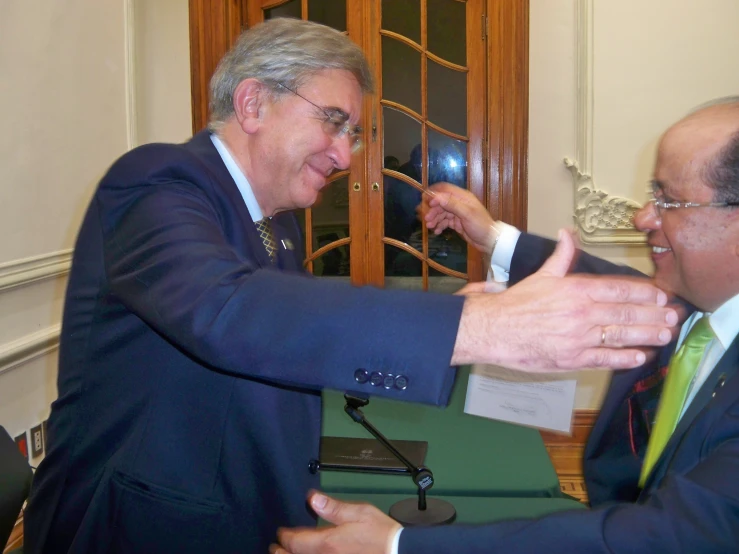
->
[101,470,227,554]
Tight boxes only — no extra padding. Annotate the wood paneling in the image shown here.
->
[540,410,598,503]
[486,0,529,230]
[188,0,245,133]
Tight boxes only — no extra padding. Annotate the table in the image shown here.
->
[320,367,561,498]
[324,493,586,525]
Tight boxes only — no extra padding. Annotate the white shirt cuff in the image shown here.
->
[487,221,521,284]
[390,527,403,554]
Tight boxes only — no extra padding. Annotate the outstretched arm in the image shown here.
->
[452,230,676,371]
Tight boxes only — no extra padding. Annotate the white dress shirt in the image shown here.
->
[210,133,262,222]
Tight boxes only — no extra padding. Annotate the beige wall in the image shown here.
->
[0,0,129,442]
[0,2,129,263]
[0,0,191,446]
[134,0,192,145]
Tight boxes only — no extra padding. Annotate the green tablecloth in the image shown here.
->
[325,493,586,525]
[320,367,561,498]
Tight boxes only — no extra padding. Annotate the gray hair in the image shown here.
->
[706,128,739,203]
[208,18,374,130]
[692,96,739,203]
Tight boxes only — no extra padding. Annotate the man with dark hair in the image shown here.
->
[273,99,739,553]
[25,18,677,554]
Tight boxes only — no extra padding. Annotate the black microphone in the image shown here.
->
[315,393,456,526]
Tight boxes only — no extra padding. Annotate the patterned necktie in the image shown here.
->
[255,218,278,263]
[639,316,715,485]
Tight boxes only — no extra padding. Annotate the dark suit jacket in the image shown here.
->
[401,232,739,553]
[0,426,33,548]
[25,131,463,553]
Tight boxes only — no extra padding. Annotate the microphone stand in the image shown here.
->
[341,393,456,526]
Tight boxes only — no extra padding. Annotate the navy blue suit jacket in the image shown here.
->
[25,131,463,553]
[401,233,739,553]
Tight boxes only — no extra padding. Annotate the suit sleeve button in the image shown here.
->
[369,371,384,387]
[354,369,369,384]
[383,374,395,389]
[394,375,409,390]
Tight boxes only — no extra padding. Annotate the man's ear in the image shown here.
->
[233,78,267,134]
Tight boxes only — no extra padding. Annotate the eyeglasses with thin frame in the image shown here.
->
[276,82,363,153]
[648,180,739,216]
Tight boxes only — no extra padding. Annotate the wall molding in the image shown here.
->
[565,0,645,245]
[0,250,72,293]
[0,325,60,377]
[124,0,138,150]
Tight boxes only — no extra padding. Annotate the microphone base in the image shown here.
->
[389,498,456,527]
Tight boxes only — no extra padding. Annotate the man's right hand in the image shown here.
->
[421,182,497,253]
[451,230,678,371]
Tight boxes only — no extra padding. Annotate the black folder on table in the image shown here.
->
[319,436,428,474]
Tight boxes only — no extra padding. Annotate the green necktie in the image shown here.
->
[255,218,278,263]
[639,317,715,486]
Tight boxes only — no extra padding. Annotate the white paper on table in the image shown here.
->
[464,365,577,433]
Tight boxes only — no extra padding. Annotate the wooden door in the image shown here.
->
[366,0,485,293]
[188,0,528,288]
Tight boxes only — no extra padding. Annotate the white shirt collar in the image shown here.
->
[708,292,739,349]
[680,291,739,349]
[210,133,263,222]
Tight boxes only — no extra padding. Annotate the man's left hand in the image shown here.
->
[270,491,400,554]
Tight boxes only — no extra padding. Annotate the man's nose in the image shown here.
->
[633,201,661,232]
[327,134,353,170]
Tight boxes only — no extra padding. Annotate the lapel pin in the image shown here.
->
[281,239,294,251]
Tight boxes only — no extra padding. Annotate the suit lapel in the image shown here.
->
[585,368,647,459]
[585,344,674,462]
[185,131,281,268]
[641,336,739,492]
[271,212,305,272]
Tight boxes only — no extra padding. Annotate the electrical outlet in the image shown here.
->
[30,423,44,457]
[14,432,29,460]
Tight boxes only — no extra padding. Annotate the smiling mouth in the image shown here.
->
[652,245,671,254]
[307,164,333,179]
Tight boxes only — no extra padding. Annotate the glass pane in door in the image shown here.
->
[429,267,466,294]
[309,0,347,32]
[428,129,467,188]
[379,0,470,291]
[385,244,421,287]
[304,175,351,282]
[264,0,301,20]
[382,0,421,44]
[383,106,422,243]
[427,0,466,65]
[427,59,467,136]
[428,129,468,273]
[382,36,422,115]
[383,106,423,277]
